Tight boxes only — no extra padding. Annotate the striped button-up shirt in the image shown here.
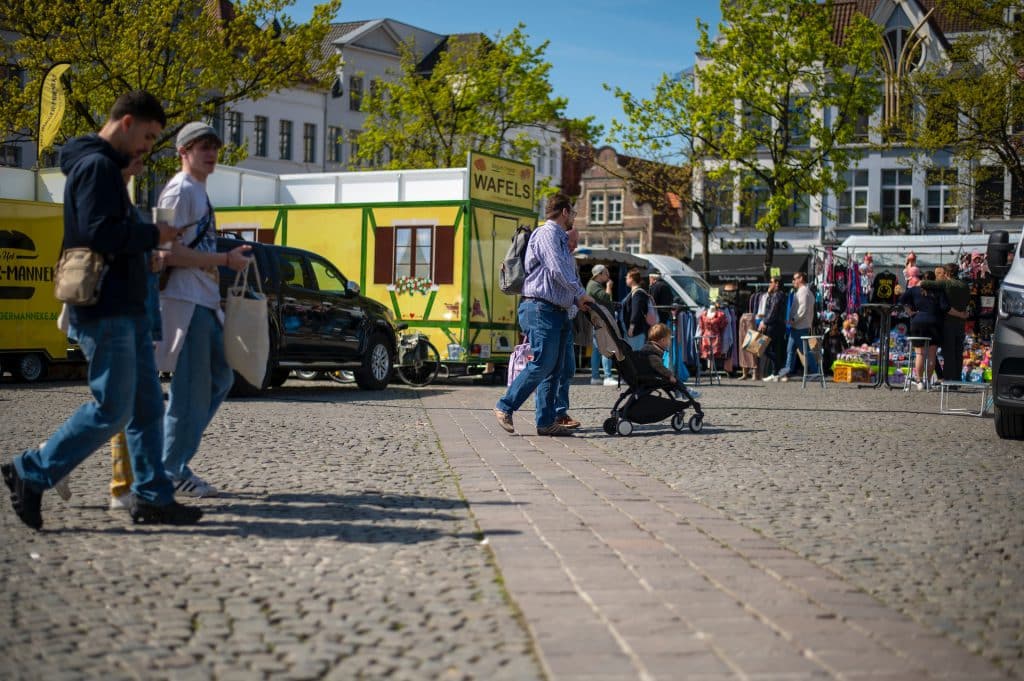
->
[522,220,585,311]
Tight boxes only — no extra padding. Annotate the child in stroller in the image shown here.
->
[588,304,705,436]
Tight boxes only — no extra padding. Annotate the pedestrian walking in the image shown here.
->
[494,193,594,436]
[920,263,970,383]
[3,91,202,529]
[776,271,817,382]
[648,270,674,323]
[623,268,654,351]
[760,277,787,381]
[586,264,617,385]
[154,122,251,497]
[553,227,583,429]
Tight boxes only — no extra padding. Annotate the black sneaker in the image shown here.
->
[129,497,203,525]
[2,462,43,530]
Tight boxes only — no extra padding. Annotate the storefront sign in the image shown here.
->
[719,238,791,251]
[468,152,535,211]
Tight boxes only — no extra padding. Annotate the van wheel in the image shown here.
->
[356,334,392,390]
[995,405,1024,440]
[16,353,46,382]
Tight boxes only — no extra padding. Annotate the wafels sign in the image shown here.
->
[468,152,535,211]
[38,63,71,151]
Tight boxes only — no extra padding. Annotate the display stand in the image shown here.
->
[857,303,898,390]
[939,381,993,416]
[799,335,826,389]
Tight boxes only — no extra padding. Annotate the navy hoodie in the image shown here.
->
[60,134,159,322]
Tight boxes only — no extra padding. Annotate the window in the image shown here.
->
[326,126,343,163]
[226,111,242,147]
[549,147,558,176]
[742,102,771,139]
[975,166,1005,218]
[787,96,810,145]
[0,144,21,168]
[589,192,606,223]
[927,169,958,225]
[348,130,360,167]
[349,76,363,111]
[785,193,810,227]
[624,237,641,254]
[279,120,293,160]
[308,257,346,294]
[536,147,547,176]
[852,112,870,143]
[303,123,316,163]
[370,79,382,106]
[705,177,733,227]
[838,170,869,225]
[1012,174,1024,217]
[254,116,268,157]
[881,169,913,226]
[394,226,432,280]
[278,253,309,289]
[607,191,623,223]
[740,179,770,226]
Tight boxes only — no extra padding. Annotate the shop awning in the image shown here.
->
[691,253,808,283]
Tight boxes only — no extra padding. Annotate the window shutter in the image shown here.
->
[434,226,455,285]
[374,226,394,284]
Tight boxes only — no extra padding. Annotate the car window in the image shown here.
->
[279,253,310,289]
[308,257,348,294]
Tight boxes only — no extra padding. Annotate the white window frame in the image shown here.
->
[881,168,913,226]
[927,169,957,225]
[589,192,606,224]
[839,170,869,226]
[607,191,623,224]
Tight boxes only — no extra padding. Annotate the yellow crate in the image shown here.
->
[833,365,870,383]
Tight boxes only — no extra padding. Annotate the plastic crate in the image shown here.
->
[833,365,870,383]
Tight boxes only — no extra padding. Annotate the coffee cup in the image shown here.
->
[153,207,176,250]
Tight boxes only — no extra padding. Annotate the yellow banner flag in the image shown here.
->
[38,63,71,151]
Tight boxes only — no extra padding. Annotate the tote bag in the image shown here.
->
[223,257,269,387]
[741,328,771,357]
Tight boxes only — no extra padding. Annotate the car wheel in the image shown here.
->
[995,405,1024,440]
[355,334,392,390]
[16,353,46,382]
[295,370,323,381]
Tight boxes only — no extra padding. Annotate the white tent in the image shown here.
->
[838,234,995,268]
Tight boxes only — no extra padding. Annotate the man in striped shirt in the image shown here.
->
[495,193,595,436]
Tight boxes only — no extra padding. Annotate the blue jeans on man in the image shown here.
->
[163,306,234,482]
[778,326,817,377]
[497,299,570,428]
[555,322,577,418]
[14,315,175,504]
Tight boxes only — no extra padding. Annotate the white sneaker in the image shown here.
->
[915,380,925,391]
[173,474,220,498]
[603,377,619,386]
[780,375,789,383]
[762,375,778,382]
[688,389,701,399]
[109,492,131,510]
[590,378,603,385]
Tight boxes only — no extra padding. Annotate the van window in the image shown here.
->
[670,275,711,307]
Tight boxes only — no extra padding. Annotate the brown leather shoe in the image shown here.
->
[555,414,581,428]
[536,423,574,436]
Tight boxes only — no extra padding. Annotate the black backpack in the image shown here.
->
[498,224,533,295]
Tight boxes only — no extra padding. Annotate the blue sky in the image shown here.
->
[288,0,723,142]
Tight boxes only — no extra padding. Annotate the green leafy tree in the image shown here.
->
[1,0,340,180]
[902,0,1024,215]
[683,0,882,279]
[356,23,598,171]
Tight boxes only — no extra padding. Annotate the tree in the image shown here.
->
[356,23,598,170]
[902,0,1024,220]
[685,0,882,279]
[608,72,717,280]
[1,0,340,179]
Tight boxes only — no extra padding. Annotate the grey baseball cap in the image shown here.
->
[592,264,608,276]
[176,121,222,149]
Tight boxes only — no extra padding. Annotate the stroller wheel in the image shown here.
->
[671,413,686,432]
[602,418,617,435]
[688,414,704,433]
[616,419,634,437]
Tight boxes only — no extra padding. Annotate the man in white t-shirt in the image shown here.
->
[155,122,251,497]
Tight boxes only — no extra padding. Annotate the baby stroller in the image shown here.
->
[588,303,705,436]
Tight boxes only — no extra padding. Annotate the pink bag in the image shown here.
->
[507,341,532,386]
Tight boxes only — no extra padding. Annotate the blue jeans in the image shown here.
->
[15,315,174,504]
[163,306,234,481]
[590,332,613,380]
[779,327,817,377]
[555,325,576,418]
[497,299,570,428]
[626,333,645,351]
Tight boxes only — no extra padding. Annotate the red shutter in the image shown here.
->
[374,226,394,284]
[433,226,455,285]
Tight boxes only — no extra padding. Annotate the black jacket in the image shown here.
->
[762,290,786,328]
[649,279,674,323]
[60,134,159,321]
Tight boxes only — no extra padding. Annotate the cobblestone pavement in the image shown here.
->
[0,381,542,681]
[1,376,1021,680]
[454,377,1020,679]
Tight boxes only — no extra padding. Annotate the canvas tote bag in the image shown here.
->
[223,257,269,387]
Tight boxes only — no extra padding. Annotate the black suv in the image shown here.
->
[217,237,397,395]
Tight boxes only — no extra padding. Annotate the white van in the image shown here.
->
[987,229,1024,439]
[637,253,712,310]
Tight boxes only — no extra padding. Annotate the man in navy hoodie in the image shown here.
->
[2,91,203,529]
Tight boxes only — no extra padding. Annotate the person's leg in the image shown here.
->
[15,317,138,491]
[778,328,798,377]
[590,333,601,382]
[163,308,216,482]
[497,301,561,417]
[555,328,575,418]
[535,313,571,428]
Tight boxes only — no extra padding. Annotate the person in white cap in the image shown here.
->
[586,263,617,385]
[154,122,251,498]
